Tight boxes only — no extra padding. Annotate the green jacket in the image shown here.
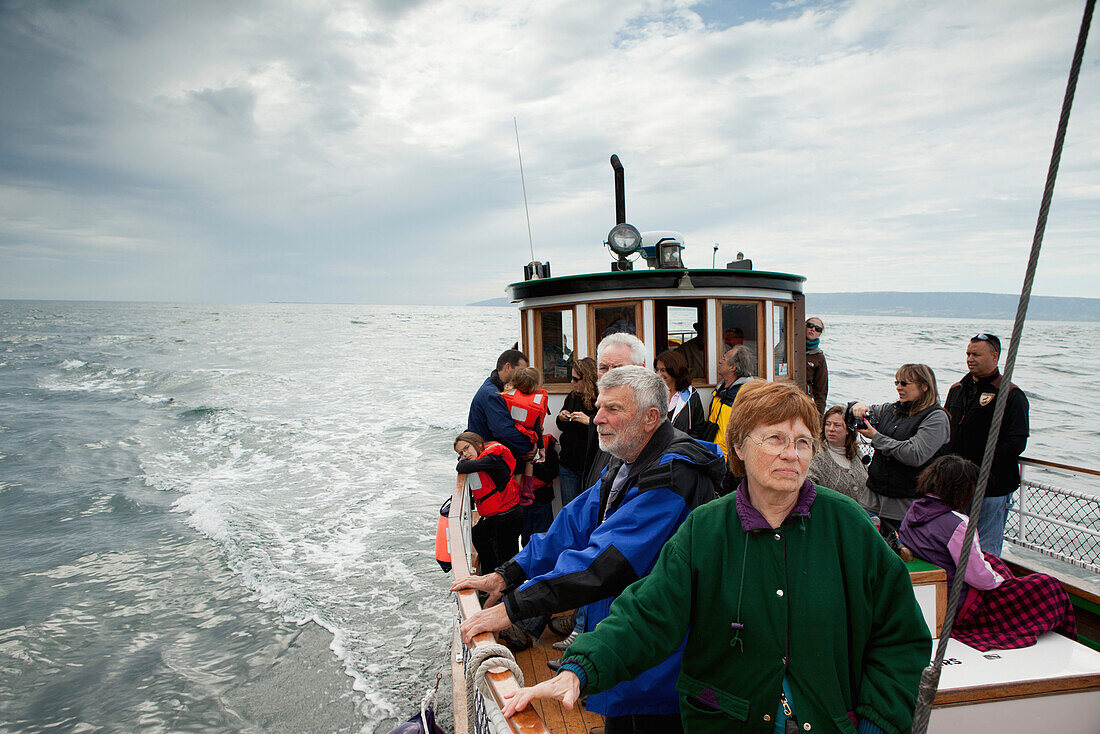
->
[564,486,931,734]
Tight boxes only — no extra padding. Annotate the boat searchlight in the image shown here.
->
[606,222,642,271]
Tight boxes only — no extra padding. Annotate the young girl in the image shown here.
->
[900,455,1075,650]
[454,432,523,573]
[501,367,549,448]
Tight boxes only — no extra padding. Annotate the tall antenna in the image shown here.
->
[514,117,535,262]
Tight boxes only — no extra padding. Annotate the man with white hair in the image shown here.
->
[584,332,647,487]
[452,366,724,733]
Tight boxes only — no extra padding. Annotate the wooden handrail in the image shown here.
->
[449,474,550,734]
[1019,456,1100,478]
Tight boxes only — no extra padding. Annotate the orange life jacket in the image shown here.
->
[435,498,452,573]
[466,441,521,517]
[502,388,549,443]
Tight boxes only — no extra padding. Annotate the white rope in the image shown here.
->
[420,672,441,731]
[465,643,524,734]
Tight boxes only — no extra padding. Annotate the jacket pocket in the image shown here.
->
[675,671,749,721]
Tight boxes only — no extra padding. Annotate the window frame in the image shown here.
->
[533,305,578,390]
[717,299,766,379]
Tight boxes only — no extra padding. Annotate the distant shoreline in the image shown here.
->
[469,291,1100,322]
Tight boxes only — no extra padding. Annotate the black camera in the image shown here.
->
[844,402,872,432]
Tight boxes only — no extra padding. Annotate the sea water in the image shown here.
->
[1,300,1098,733]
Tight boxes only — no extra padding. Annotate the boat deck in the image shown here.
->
[512,614,604,733]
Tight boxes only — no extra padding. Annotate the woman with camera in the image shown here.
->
[807,405,868,501]
[849,363,950,534]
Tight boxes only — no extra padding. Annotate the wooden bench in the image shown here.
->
[929,632,1100,733]
[907,558,947,638]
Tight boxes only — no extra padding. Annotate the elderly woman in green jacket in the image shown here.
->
[503,380,931,734]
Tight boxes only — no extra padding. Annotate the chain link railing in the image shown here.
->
[1004,459,1100,573]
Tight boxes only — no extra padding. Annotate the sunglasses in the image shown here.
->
[894,380,916,387]
[570,375,582,382]
[972,333,1001,351]
[806,323,823,333]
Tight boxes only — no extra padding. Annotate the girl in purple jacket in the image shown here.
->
[900,456,1075,650]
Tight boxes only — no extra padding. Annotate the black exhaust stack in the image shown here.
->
[611,155,626,225]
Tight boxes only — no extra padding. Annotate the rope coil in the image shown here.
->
[466,642,524,734]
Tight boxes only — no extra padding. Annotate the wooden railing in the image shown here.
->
[449,473,550,734]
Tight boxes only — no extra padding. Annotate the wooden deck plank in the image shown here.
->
[507,615,603,734]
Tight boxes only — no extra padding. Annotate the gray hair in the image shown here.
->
[597,365,668,417]
[597,332,646,367]
[726,345,757,378]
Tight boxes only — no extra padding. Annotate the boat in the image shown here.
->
[440,153,1100,734]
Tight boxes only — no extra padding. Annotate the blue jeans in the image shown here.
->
[975,493,1014,556]
[558,466,584,507]
[522,503,553,545]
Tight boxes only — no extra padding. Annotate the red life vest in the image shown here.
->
[501,388,549,442]
[466,441,520,517]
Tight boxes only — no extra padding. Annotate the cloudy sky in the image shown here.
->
[1,0,1097,305]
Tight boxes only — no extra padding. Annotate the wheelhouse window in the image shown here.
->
[590,301,642,353]
[773,303,790,380]
[654,299,707,381]
[719,301,762,377]
[536,307,575,385]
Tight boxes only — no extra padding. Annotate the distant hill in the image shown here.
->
[468,297,512,307]
[470,291,1099,321]
[807,292,1100,322]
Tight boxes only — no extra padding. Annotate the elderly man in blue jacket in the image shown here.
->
[453,366,724,734]
[466,348,534,461]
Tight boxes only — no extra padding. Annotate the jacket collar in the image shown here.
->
[488,369,505,390]
[598,420,675,521]
[735,478,817,532]
[962,368,1002,391]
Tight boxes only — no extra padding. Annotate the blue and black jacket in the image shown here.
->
[496,421,724,717]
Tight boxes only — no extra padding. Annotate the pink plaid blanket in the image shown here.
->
[953,553,1077,651]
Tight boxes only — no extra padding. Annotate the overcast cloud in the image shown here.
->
[1,0,1097,304]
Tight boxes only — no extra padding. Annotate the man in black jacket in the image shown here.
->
[943,333,1030,555]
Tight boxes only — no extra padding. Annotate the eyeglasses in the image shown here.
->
[894,380,913,387]
[806,323,823,333]
[745,432,817,458]
[570,375,582,382]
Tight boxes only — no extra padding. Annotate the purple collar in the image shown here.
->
[734,478,817,532]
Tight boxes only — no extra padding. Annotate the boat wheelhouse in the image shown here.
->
[510,265,806,394]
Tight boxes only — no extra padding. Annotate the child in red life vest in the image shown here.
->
[501,367,549,450]
[454,431,523,573]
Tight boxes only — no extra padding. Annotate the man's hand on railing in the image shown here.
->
[450,571,507,606]
[459,603,512,645]
[501,671,582,717]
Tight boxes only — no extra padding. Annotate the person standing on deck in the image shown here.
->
[805,317,828,413]
[673,322,707,380]
[467,349,535,462]
[943,333,1030,556]
[452,366,724,734]
[703,344,755,458]
[582,333,648,488]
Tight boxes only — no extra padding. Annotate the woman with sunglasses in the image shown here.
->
[805,317,828,413]
[555,357,599,507]
[849,364,950,534]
